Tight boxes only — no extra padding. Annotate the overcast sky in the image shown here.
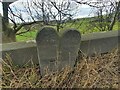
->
[0,0,97,22]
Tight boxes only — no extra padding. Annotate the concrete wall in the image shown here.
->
[0,14,2,44]
[1,30,120,66]
[0,13,2,84]
[81,30,119,55]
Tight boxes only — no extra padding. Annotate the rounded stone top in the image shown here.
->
[36,27,59,44]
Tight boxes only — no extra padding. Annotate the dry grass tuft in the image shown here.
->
[1,49,119,88]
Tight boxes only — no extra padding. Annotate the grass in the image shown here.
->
[16,30,38,42]
[1,49,119,88]
[16,18,120,42]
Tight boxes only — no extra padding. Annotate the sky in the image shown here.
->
[0,0,97,22]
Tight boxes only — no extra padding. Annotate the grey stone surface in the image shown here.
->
[36,27,59,74]
[0,14,2,44]
[81,30,119,56]
[2,46,38,66]
[59,29,81,69]
[1,41,38,66]
[1,30,120,69]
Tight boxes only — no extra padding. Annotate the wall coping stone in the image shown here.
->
[1,30,120,52]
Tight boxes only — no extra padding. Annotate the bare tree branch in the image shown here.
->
[15,20,43,33]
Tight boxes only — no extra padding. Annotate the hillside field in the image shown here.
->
[16,17,120,42]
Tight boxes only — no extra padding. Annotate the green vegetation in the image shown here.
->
[16,17,119,42]
[16,30,38,42]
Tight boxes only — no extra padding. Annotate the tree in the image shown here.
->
[2,0,78,43]
[73,0,120,31]
[2,1,15,43]
[48,0,77,32]
[108,1,120,31]
[32,0,78,32]
[2,0,37,43]
[91,0,120,31]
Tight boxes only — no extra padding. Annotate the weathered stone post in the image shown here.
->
[59,29,81,69]
[36,27,59,75]
[36,27,81,75]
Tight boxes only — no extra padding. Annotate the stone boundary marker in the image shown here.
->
[36,27,81,75]
[36,27,59,75]
[59,29,81,69]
